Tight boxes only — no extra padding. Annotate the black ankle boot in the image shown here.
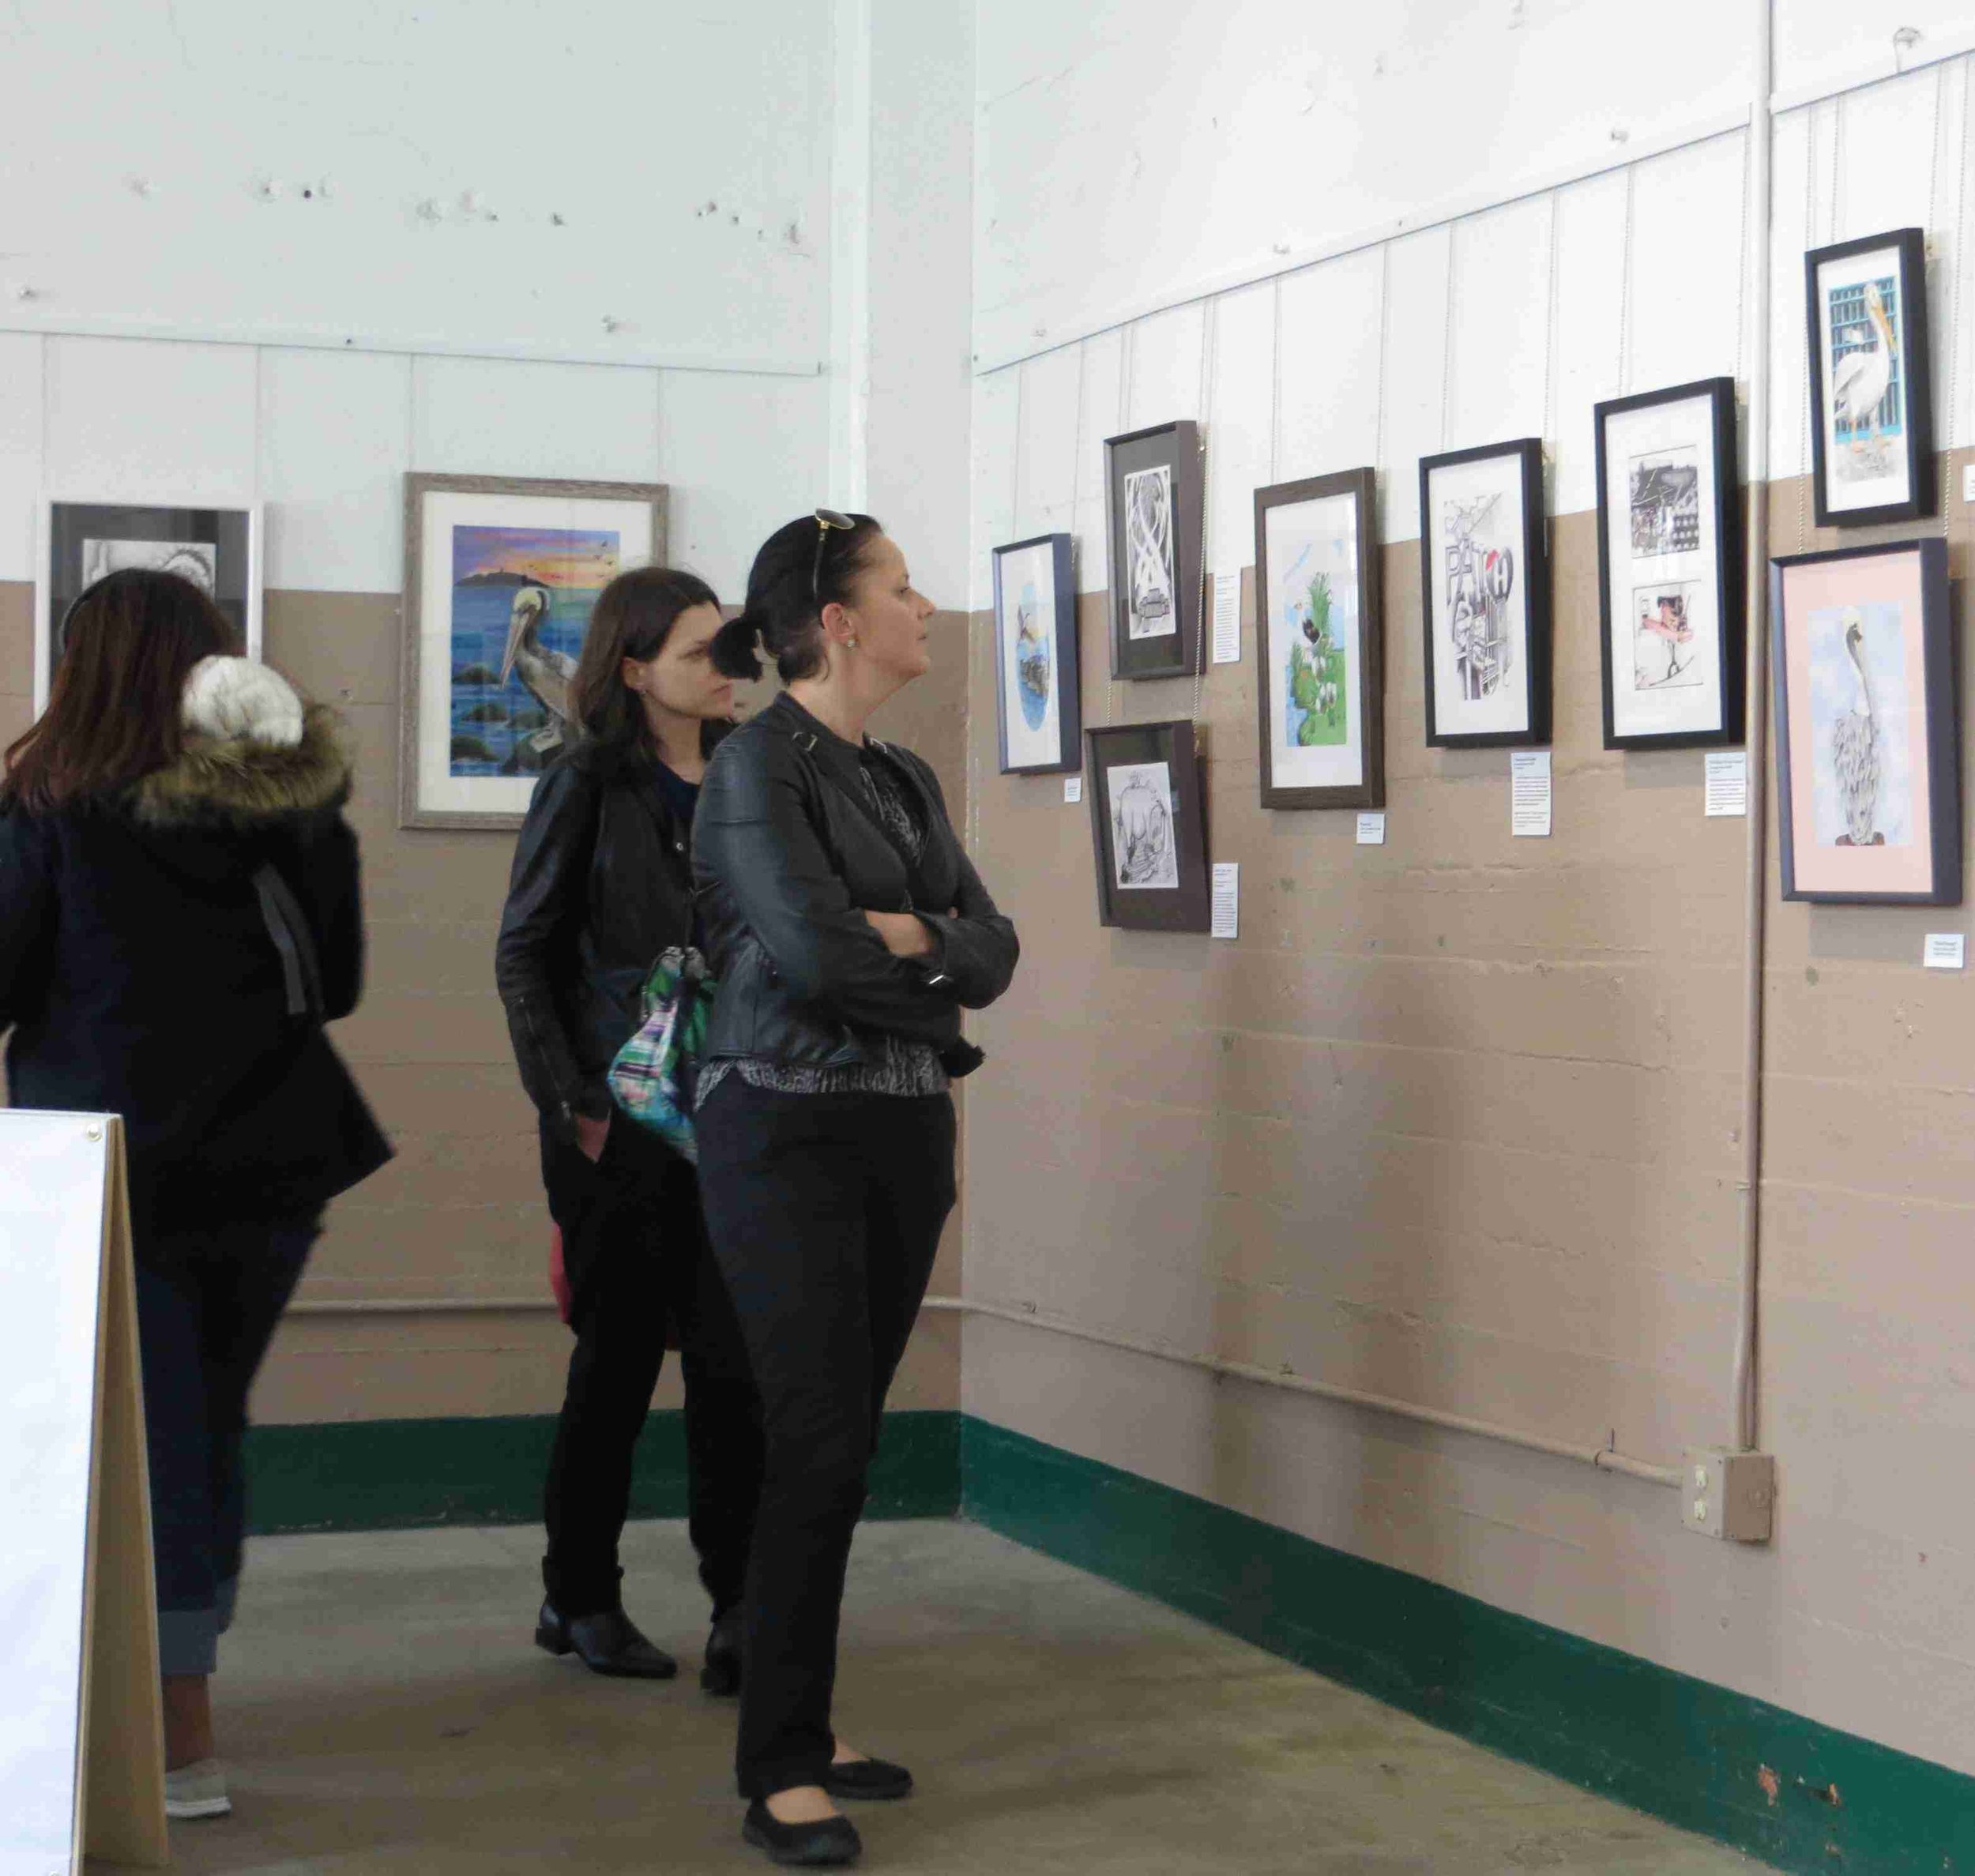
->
[534,1600,678,1679]
[742,1802,861,1867]
[702,1613,744,1696]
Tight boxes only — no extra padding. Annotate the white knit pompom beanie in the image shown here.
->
[181,656,306,749]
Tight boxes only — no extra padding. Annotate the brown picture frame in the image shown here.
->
[1086,719,1211,932]
[1104,420,1205,680]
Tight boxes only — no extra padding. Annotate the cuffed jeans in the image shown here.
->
[696,1077,957,1800]
[135,1214,320,1678]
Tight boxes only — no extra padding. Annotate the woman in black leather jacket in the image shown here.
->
[495,567,761,1694]
[696,513,1018,1867]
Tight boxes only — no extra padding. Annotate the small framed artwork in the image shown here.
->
[1807,228,1933,528]
[35,502,261,712]
[1253,467,1383,809]
[1086,720,1210,932]
[1104,420,1204,680]
[991,532,1081,774]
[1593,378,1744,750]
[401,472,667,830]
[1772,538,1958,906]
[1417,439,1551,747]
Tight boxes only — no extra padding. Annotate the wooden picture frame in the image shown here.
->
[1253,467,1383,810]
[1104,420,1204,680]
[991,532,1081,774]
[1771,538,1958,905]
[1418,438,1551,748]
[1593,378,1744,750]
[1086,719,1210,932]
[1806,227,1935,529]
[399,472,668,831]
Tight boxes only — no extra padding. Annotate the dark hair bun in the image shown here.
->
[711,611,766,682]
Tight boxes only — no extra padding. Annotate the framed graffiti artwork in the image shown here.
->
[1104,420,1205,681]
[1085,720,1211,932]
[1593,378,1744,750]
[1417,438,1551,748]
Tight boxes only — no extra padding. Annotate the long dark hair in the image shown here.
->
[711,512,883,683]
[567,566,722,763]
[2,570,238,811]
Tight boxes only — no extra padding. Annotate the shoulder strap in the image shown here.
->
[254,863,324,1021]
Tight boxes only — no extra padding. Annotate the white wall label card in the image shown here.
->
[1510,750,1552,837]
[1356,811,1386,845]
[1704,751,1748,818]
[1924,934,1966,970]
[1210,862,1240,938]
[1211,572,1241,664]
[1063,775,1083,804]
[1962,464,1975,503]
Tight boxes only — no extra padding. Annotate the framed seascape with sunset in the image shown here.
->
[399,473,667,829]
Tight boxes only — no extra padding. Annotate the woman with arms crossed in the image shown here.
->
[695,511,1019,1866]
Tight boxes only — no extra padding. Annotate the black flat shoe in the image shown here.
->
[822,1757,912,1802]
[534,1600,678,1680]
[702,1614,743,1696]
[742,1803,861,1867]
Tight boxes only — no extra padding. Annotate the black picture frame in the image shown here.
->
[991,532,1081,775]
[1104,419,1204,680]
[1086,719,1210,932]
[1417,438,1551,748]
[1253,467,1383,810]
[1771,537,1958,906]
[1593,378,1745,750]
[1805,227,1935,528]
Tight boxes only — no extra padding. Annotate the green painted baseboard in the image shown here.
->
[245,1408,960,1536]
[961,1417,1975,1876]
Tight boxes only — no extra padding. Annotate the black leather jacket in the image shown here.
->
[694,694,1018,1077]
[495,727,727,1139]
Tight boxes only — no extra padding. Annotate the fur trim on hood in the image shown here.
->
[130,705,353,829]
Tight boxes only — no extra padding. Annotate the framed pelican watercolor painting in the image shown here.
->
[1104,421,1204,681]
[399,472,667,829]
[991,532,1080,775]
[1771,539,1958,906]
[1806,228,1934,528]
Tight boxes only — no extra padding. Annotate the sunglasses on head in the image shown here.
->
[811,507,855,609]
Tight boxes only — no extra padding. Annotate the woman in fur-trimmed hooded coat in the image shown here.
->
[0,570,389,1818]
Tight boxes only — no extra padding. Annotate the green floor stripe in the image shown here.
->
[245,1407,960,1536]
[961,1415,1975,1876]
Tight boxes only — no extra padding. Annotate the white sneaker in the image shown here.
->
[164,1758,231,1820]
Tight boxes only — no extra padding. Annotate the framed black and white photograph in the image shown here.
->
[1417,438,1550,747]
[401,472,667,830]
[1806,227,1934,528]
[1771,538,1958,906]
[1104,420,1203,680]
[1253,467,1383,810]
[36,502,261,712]
[1593,378,1744,750]
[1086,720,1210,932]
[991,532,1081,774]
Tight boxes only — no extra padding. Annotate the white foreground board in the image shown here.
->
[0,1112,166,1874]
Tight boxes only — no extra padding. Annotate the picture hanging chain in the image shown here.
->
[1440,220,1459,449]
[1373,242,1392,482]
[1009,359,1027,547]
[1926,60,1948,240]
[1616,164,1637,397]
[1830,93,1845,243]
[1540,188,1562,462]
[1800,103,1819,551]
[1069,340,1088,562]
[1108,324,1135,727]
[1194,297,1217,726]
[1732,128,1752,388]
[1268,275,1284,483]
[1942,56,1973,536]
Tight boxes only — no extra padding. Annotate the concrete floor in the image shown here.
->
[128,1518,1756,1875]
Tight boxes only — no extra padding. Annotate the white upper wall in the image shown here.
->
[0,0,832,371]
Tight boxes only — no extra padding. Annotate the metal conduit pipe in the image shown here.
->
[285,1291,1685,1488]
[1730,0,1775,1456]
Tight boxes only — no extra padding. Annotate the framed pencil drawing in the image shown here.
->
[1086,720,1210,932]
[400,472,667,831]
[1771,538,1958,905]
[1806,228,1934,528]
[1593,378,1744,750]
[991,532,1080,774]
[1104,420,1204,681]
[36,501,261,713]
[1418,438,1550,747]
[1253,468,1382,809]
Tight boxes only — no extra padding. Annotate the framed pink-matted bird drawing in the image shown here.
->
[1771,539,1958,906]
[399,473,667,829]
[1806,228,1934,529]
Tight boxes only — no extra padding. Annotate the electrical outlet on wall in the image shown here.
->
[1683,1449,1775,1543]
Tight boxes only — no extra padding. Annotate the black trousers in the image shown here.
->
[540,1116,762,1622]
[696,1075,957,1800]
